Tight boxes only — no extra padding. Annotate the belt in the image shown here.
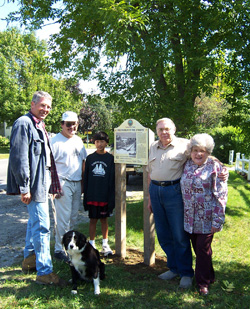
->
[60,177,80,182]
[151,179,180,187]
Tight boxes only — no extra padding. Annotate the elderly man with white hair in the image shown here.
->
[147,118,227,289]
[147,118,194,289]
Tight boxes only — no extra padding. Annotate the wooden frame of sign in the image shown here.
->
[114,119,155,265]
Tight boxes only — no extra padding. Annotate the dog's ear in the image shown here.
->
[62,231,71,246]
[76,232,87,248]
[62,236,65,246]
[62,232,67,246]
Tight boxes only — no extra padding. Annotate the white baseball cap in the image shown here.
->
[62,111,78,122]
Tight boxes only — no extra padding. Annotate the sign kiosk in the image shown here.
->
[114,119,155,265]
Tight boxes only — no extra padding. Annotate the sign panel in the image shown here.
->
[114,119,154,165]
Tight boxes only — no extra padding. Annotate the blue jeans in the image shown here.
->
[149,181,194,277]
[24,170,53,276]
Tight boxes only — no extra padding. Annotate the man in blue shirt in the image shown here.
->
[7,91,65,286]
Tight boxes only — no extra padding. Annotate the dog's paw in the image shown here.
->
[71,289,78,295]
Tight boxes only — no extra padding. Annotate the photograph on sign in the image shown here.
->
[114,119,151,165]
[115,132,136,157]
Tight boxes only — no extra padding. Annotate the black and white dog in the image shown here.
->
[62,230,105,295]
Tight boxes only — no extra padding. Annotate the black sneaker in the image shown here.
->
[54,251,70,263]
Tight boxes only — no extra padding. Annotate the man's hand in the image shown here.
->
[210,156,228,182]
[21,192,32,205]
[147,175,153,213]
[54,192,63,199]
[147,200,153,213]
[218,166,229,182]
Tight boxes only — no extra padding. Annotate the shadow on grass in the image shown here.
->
[0,254,250,308]
[226,171,250,216]
[225,205,247,217]
[1,170,249,307]
[236,187,250,210]
[78,200,144,236]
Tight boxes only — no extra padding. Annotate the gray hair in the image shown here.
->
[187,133,215,155]
[156,118,176,133]
[32,91,52,104]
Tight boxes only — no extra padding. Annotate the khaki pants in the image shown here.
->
[53,179,82,253]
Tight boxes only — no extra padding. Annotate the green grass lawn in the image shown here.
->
[0,171,249,308]
[0,147,9,159]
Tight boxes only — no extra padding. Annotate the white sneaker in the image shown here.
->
[101,244,113,256]
[89,241,96,249]
[179,276,193,288]
[158,270,178,280]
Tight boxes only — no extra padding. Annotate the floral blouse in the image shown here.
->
[180,157,227,234]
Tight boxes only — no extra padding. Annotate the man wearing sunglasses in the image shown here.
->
[50,111,87,262]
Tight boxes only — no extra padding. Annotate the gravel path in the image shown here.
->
[0,191,89,268]
[0,174,143,268]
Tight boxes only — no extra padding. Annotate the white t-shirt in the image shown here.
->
[50,133,87,181]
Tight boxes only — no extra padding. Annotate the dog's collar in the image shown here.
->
[79,243,87,253]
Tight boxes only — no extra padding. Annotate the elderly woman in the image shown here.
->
[180,133,227,296]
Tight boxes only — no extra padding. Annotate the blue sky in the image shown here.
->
[0,1,60,40]
[0,1,20,30]
[0,1,100,93]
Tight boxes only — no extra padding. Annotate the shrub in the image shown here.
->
[208,126,246,164]
[0,135,10,147]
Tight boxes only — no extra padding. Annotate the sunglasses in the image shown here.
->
[65,122,78,127]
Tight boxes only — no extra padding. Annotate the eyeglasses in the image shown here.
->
[65,122,78,127]
[157,127,171,133]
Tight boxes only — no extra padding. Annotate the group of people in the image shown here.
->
[7,91,115,286]
[7,91,227,295]
[147,118,227,295]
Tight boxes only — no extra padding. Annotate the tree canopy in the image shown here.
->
[0,28,48,125]
[0,28,83,132]
[7,0,250,134]
[78,95,114,134]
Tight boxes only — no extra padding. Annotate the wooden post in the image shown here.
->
[115,163,127,257]
[143,166,155,265]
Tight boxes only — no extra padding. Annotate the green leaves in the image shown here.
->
[78,95,114,135]
[7,0,250,134]
[0,28,83,131]
[222,280,235,293]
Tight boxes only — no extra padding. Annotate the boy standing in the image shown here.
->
[84,131,115,256]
